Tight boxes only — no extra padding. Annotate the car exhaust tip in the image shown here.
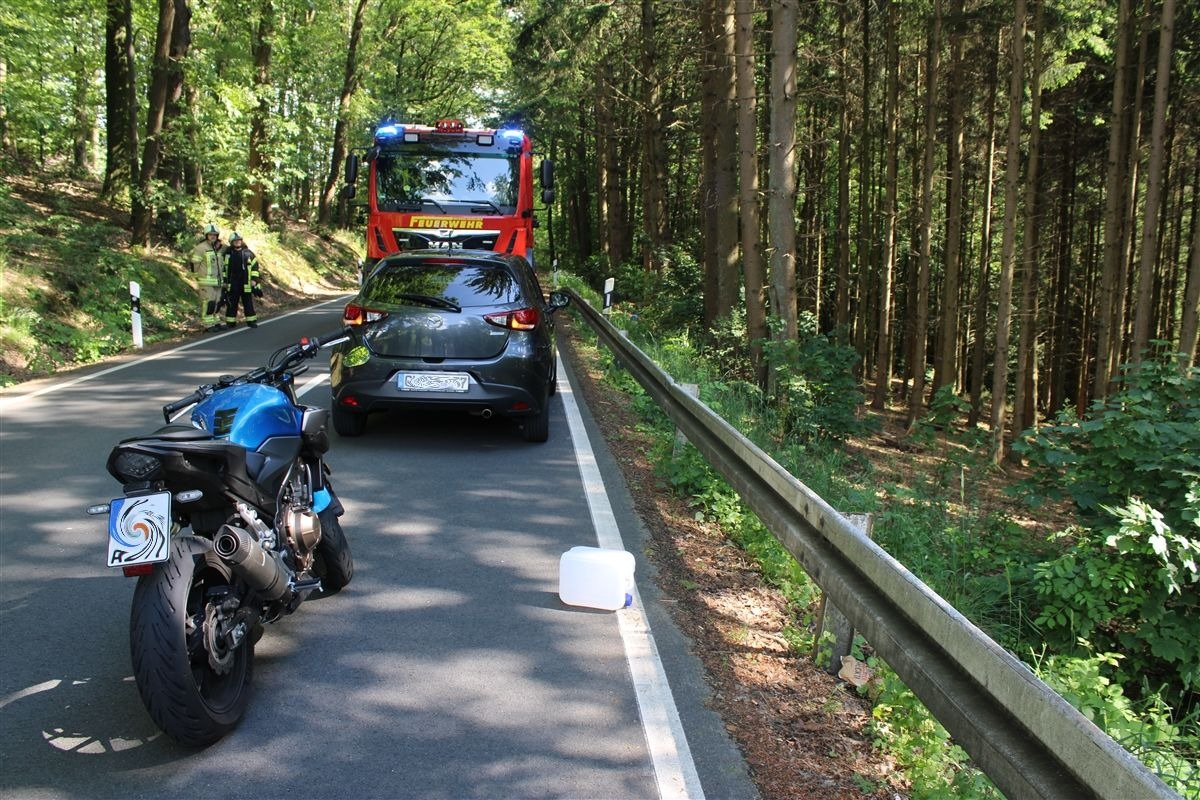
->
[479,408,493,420]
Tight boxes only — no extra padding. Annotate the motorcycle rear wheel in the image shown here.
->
[130,537,253,747]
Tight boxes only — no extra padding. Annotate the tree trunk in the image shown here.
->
[968,33,1000,428]
[834,1,851,331]
[158,0,192,233]
[854,0,873,358]
[102,0,138,201]
[1131,0,1176,363]
[767,0,799,359]
[1012,0,1045,440]
[183,84,202,196]
[1094,0,1135,397]
[130,0,178,246]
[1048,128,1078,417]
[735,0,767,385]
[872,0,899,411]
[247,0,274,223]
[933,0,964,394]
[905,2,941,429]
[1180,180,1200,370]
[989,0,1026,464]
[0,58,8,153]
[319,0,370,226]
[640,0,668,270]
[714,0,739,319]
[71,45,93,177]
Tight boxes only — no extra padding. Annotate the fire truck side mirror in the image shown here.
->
[540,160,555,204]
[344,154,359,185]
[341,184,356,200]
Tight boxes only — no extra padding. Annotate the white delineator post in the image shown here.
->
[130,281,143,349]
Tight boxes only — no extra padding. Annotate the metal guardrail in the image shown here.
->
[567,290,1179,800]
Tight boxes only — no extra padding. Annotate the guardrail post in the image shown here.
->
[672,383,700,457]
[813,513,873,675]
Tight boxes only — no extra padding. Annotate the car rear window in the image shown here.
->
[362,261,521,308]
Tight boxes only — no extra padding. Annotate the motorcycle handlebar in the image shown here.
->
[311,326,354,350]
[163,328,353,423]
[162,388,208,423]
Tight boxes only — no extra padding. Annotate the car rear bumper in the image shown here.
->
[331,362,548,418]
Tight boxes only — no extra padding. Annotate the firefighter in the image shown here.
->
[222,232,263,328]
[189,224,226,332]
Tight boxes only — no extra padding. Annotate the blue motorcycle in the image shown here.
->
[88,328,354,746]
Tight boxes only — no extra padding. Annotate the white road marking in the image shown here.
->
[558,353,706,800]
[0,296,349,409]
[294,373,329,399]
[0,679,61,710]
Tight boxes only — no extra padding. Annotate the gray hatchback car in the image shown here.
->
[329,250,569,441]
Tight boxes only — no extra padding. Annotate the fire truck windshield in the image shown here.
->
[374,148,520,213]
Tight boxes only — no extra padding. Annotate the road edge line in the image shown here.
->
[557,351,706,800]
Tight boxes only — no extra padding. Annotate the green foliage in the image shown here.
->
[1031,498,1200,701]
[868,661,1001,799]
[761,312,870,442]
[1031,647,1200,800]
[1015,354,1200,532]
[1015,353,1200,702]
[610,248,705,335]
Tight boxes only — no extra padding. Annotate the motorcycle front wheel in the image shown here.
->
[130,536,253,747]
[311,506,353,597]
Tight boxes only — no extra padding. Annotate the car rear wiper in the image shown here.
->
[395,293,461,312]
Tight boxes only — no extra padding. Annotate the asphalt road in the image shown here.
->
[0,300,756,800]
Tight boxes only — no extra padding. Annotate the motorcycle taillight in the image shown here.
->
[112,451,164,482]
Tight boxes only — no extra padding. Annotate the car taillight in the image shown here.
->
[484,308,540,331]
[344,303,388,326]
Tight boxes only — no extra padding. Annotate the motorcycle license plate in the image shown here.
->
[106,492,172,568]
[397,372,470,393]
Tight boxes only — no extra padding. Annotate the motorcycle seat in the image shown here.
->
[151,424,215,441]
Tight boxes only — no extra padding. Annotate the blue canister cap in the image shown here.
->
[624,593,633,607]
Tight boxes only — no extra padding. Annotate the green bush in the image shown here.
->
[761,311,869,442]
[1031,497,1200,700]
[1031,647,1200,800]
[1016,353,1200,701]
[1015,353,1200,531]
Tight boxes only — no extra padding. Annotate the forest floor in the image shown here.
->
[557,314,1069,800]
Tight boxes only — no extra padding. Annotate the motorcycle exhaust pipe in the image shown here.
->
[214,524,291,602]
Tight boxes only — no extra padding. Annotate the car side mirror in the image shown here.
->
[547,291,570,311]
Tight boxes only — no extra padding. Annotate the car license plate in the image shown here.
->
[107,491,172,568]
[397,372,471,393]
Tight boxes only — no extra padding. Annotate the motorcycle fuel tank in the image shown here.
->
[191,384,302,451]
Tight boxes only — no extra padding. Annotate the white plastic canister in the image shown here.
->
[558,546,636,611]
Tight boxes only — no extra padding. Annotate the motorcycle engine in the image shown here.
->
[283,508,322,566]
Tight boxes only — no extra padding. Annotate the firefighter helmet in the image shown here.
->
[203,223,220,235]
[229,232,244,243]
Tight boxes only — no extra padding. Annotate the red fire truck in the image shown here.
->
[344,119,553,271]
